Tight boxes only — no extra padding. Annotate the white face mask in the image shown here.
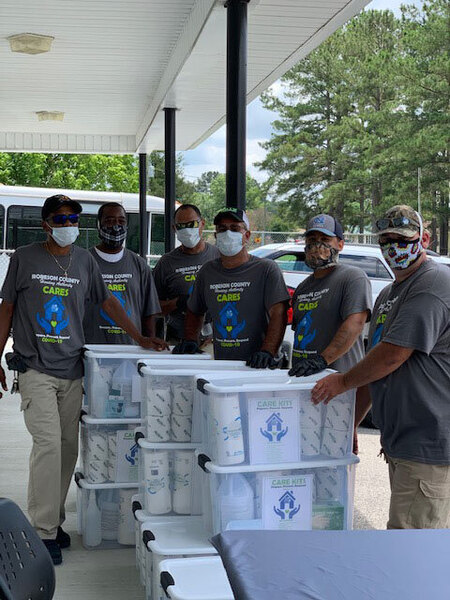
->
[216,230,244,257]
[380,238,422,270]
[51,226,79,247]
[176,227,201,249]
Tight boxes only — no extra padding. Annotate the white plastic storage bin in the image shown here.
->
[159,556,233,600]
[197,371,355,466]
[83,345,211,418]
[138,441,202,517]
[138,360,251,443]
[75,473,138,549]
[199,455,359,535]
[80,415,141,483]
[143,518,217,600]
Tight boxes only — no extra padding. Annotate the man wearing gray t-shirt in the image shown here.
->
[312,205,450,529]
[174,208,290,366]
[0,195,166,565]
[84,202,163,345]
[289,214,372,376]
[153,204,220,344]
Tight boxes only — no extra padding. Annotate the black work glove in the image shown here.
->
[246,350,275,369]
[176,295,189,312]
[288,354,328,377]
[172,340,203,355]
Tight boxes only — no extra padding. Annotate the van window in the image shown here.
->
[340,254,392,279]
[150,213,165,257]
[7,206,46,248]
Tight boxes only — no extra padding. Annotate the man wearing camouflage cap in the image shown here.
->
[312,205,450,529]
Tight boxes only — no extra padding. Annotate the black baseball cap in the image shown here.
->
[213,207,250,229]
[42,194,82,220]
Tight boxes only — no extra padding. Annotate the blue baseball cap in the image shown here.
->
[305,214,344,240]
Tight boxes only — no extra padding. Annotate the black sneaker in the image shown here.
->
[56,526,71,549]
[42,539,62,565]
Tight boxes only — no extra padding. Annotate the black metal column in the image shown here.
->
[164,107,176,252]
[226,0,249,210]
[138,153,148,258]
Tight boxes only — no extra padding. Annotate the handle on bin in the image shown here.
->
[79,409,87,422]
[137,361,146,376]
[135,430,145,444]
[196,378,210,394]
[142,530,155,548]
[197,453,211,472]
[160,572,175,597]
[132,500,142,519]
[74,472,84,488]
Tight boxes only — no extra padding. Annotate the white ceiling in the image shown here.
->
[0,0,369,154]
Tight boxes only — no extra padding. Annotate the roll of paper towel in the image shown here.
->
[316,468,344,501]
[147,415,171,442]
[299,395,322,430]
[300,428,321,456]
[170,414,192,442]
[87,431,108,463]
[210,393,245,466]
[324,399,353,431]
[118,489,136,545]
[172,450,193,514]
[171,384,194,416]
[147,387,172,417]
[321,427,349,458]
[144,451,171,514]
[87,459,108,484]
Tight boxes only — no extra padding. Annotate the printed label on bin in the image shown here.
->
[115,431,139,483]
[248,397,300,464]
[262,474,313,531]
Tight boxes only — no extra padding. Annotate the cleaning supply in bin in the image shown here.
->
[144,450,172,514]
[118,489,136,545]
[100,489,119,541]
[210,393,244,466]
[109,361,139,418]
[172,451,194,514]
[218,474,254,530]
[84,490,102,547]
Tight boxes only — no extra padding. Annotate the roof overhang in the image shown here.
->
[1,0,370,155]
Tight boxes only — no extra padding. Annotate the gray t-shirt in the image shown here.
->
[367,259,450,465]
[153,243,220,338]
[188,255,290,360]
[291,264,372,372]
[83,248,161,345]
[0,242,109,379]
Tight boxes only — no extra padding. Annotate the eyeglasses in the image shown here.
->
[48,214,79,225]
[375,217,417,232]
[175,220,200,230]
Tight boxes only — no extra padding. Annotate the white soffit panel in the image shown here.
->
[1,0,369,154]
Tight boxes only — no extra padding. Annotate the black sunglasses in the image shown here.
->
[48,214,79,225]
[375,217,415,231]
[175,220,200,230]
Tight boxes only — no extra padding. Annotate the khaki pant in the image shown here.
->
[19,369,82,539]
[387,455,450,529]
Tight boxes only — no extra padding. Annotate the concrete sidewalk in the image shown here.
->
[0,345,389,598]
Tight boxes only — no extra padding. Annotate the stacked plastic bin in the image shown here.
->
[195,370,359,537]
[75,345,202,550]
[136,360,254,600]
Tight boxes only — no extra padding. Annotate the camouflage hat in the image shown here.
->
[375,205,422,238]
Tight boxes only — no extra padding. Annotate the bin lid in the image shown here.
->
[82,414,142,426]
[139,360,248,377]
[145,518,217,556]
[159,556,233,600]
[84,344,174,359]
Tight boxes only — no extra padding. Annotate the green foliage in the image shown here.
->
[259,2,449,239]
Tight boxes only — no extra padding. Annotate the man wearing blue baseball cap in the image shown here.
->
[289,213,372,380]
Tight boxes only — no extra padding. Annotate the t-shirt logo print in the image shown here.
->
[36,296,69,335]
[294,311,316,350]
[100,290,131,327]
[215,302,246,338]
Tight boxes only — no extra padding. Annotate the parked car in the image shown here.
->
[250,242,450,428]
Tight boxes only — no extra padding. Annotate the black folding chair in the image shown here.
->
[0,498,55,600]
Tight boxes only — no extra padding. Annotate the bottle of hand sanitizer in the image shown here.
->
[218,473,254,530]
[84,490,102,547]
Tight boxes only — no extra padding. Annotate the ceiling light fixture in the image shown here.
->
[36,111,64,121]
[8,33,54,55]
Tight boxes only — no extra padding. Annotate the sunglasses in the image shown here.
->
[375,217,417,231]
[175,220,200,230]
[48,214,79,225]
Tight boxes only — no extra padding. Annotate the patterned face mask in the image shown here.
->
[380,238,422,270]
[304,241,339,271]
[98,224,127,248]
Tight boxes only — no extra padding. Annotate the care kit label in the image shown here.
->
[262,474,313,530]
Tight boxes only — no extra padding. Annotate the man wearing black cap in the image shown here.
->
[173,208,290,367]
[0,194,166,565]
[289,214,372,378]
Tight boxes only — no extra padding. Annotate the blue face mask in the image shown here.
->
[216,230,244,256]
[51,226,79,247]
